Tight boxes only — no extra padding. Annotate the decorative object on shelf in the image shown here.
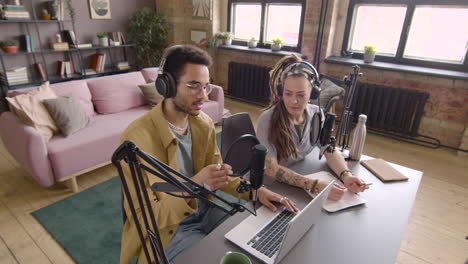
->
[0,39,20,53]
[55,33,62,43]
[128,7,168,69]
[190,29,207,46]
[97,32,109,47]
[248,37,258,48]
[42,9,51,20]
[34,63,47,80]
[363,45,376,63]
[47,0,64,20]
[192,0,212,20]
[89,0,111,19]
[271,37,283,51]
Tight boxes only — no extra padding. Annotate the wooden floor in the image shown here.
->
[0,98,466,264]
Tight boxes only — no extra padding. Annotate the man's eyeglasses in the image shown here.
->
[185,81,212,95]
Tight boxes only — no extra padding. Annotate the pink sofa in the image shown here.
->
[0,68,224,192]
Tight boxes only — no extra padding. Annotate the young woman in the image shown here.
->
[257,54,368,201]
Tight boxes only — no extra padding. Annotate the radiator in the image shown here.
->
[228,62,271,103]
[351,83,429,137]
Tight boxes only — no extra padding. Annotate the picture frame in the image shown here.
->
[192,0,212,20]
[89,0,112,20]
[190,30,207,46]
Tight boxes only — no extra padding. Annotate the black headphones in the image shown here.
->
[277,61,321,100]
[155,48,178,98]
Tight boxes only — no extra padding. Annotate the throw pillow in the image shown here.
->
[43,96,91,137]
[6,81,58,142]
[138,82,164,107]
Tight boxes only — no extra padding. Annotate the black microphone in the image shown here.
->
[249,144,267,190]
[319,112,336,159]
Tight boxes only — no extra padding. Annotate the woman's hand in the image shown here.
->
[342,172,368,193]
[257,187,299,213]
[314,180,347,201]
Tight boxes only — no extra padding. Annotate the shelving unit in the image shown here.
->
[0,4,134,100]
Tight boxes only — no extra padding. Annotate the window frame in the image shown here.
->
[227,0,306,52]
[341,0,468,72]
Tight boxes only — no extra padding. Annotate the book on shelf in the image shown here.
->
[1,8,31,19]
[20,34,34,52]
[34,63,46,80]
[70,43,93,49]
[56,60,74,77]
[109,31,126,45]
[50,42,69,50]
[90,53,106,73]
[82,68,97,75]
[1,66,30,85]
[116,61,130,70]
[63,30,77,46]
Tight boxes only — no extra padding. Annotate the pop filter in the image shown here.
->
[223,134,260,177]
[310,112,322,146]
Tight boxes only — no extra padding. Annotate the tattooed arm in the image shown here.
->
[265,156,320,191]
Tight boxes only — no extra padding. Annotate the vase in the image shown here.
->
[225,38,232,45]
[1,46,19,53]
[99,37,109,47]
[248,40,257,48]
[271,43,281,51]
[363,52,375,63]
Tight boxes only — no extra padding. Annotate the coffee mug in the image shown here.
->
[219,251,252,264]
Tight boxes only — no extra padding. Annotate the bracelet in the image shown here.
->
[339,169,352,180]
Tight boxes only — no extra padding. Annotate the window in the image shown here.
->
[228,0,306,51]
[343,0,468,72]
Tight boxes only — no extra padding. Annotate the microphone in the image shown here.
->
[319,112,336,159]
[249,144,267,190]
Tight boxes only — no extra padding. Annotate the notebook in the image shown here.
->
[361,158,408,182]
[304,171,367,213]
[225,181,334,264]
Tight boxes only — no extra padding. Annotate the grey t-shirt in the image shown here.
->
[171,125,194,178]
[257,104,323,167]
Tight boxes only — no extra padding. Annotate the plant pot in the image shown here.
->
[363,52,375,63]
[248,40,258,48]
[225,38,232,45]
[271,43,282,51]
[99,37,109,47]
[1,46,19,53]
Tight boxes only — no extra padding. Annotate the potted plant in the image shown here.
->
[223,32,234,45]
[363,45,377,63]
[0,40,20,53]
[271,37,283,51]
[248,37,258,48]
[209,32,224,47]
[97,32,109,47]
[128,7,169,69]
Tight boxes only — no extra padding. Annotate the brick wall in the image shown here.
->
[156,0,468,151]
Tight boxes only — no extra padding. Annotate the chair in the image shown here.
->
[310,75,345,113]
[221,113,257,176]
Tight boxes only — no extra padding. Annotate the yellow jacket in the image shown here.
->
[119,102,248,264]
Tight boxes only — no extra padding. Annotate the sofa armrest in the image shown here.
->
[0,112,55,187]
[208,85,225,122]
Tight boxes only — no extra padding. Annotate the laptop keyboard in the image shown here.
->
[247,209,295,258]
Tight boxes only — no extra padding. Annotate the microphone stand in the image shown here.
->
[112,141,254,264]
[335,65,362,151]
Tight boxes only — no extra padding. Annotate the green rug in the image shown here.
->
[32,177,126,264]
[32,133,224,263]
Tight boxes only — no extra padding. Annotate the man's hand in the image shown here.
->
[342,172,368,193]
[192,164,232,191]
[257,187,299,213]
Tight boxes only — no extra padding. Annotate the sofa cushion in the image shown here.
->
[43,96,91,137]
[6,82,59,142]
[47,105,151,180]
[50,80,95,116]
[87,72,146,114]
[141,67,159,83]
[7,80,95,117]
[138,82,164,106]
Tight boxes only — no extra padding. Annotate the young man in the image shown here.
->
[119,45,297,264]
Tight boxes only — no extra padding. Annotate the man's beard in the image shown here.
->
[173,97,203,116]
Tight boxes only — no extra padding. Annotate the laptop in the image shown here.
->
[225,181,334,264]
